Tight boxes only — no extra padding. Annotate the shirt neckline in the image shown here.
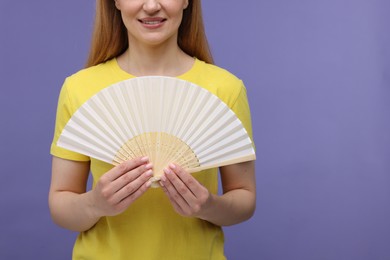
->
[111,57,199,79]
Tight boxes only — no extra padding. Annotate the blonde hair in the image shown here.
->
[86,0,214,67]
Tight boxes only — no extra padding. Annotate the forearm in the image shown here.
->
[49,190,100,232]
[199,189,256,226]
[160,161,256,226]
[49,157,153,232]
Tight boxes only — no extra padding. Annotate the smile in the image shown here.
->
[139,18,166,25]
[143,20,162,25]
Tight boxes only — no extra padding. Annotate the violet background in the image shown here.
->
[1,0,390,259]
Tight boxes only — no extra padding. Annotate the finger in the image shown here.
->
[169,164,200,195]
[113,168,153,203]
[162,168,194,210]
[160,184,186,215]
[166,165,200,204]
[116,179,152,212]
[106,157,149,181]
[111,162,153,193]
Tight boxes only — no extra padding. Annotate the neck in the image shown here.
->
[118,41,194,77]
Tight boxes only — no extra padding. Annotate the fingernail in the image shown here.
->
[164,168,171,174]
[141,156,149,162]
[145,170,153,176]
[145,163,153,169]
[169,163,176,169]
[159,181,164,187]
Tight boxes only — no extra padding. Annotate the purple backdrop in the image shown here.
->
[1,1,389,259]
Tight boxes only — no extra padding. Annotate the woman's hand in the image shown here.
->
[159,164,212,218]
[49,156,153,232]
[90,157,153,218]
[159,161,256,226]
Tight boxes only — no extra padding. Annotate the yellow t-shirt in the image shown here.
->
[51,58,253,260]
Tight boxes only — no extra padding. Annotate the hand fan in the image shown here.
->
[57,76,256,187]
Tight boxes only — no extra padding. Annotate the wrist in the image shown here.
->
[84,190,103,221]
[197,192,217,221]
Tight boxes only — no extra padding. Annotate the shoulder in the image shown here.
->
[61,59,127,109]
[184,59,246,108]
[64,59,117,91]
[195,59,242,86]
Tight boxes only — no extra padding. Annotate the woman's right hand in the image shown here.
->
[90,156,153,218]
[49,156,153,232]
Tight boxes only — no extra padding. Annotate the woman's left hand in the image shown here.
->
[160,164,211,218]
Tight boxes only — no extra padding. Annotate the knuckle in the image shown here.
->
[100,188,111,199]
[113,204,124,213]
[107,197,116,207]
[193,204,201,213]
[136,186,145,194]
[172,193,181,201]
[138,184,149,194]
[199,194,208,204]
[117,162,128,172]
[134,166,144,176]
[186,178,195,186]
[125,183,136,194]
[122,173,131,183]
[143,163,152,172]
[128,187,145,203]
[143,172,153,182]
[98,176,109,186]
[178,186,188,195]
[162,179,170,187]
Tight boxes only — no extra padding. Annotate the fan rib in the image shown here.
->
[198,133,252,161]
[57,76,255,184]
[58,133,112,164]
[70,113,119,152]
[187,153,256,174]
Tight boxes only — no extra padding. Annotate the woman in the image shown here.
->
[49,0,256,259]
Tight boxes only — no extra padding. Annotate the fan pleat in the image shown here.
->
[59,130,113,164]
[109,87,137,137]
[176,87,205,138]
[187,106,233,152]
[110,86,142,158]
[199,147,255,166]
[181,90,217,142]
[118,83,142,135]
[171,84,193,137]
[195,122,242,158]
[118,84,147,157]
[198,130,250,160]
[70,113,119,152]
[86,100,127,146]
[57,76,255,183]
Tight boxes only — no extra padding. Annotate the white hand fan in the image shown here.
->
[57,76,255,187]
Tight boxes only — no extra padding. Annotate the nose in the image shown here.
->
[143,0,161,13]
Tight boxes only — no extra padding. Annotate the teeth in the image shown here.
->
[143,21,161,25]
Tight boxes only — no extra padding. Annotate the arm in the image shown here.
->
[159,161,256,226]
[205,161,256,225]
[48,156,153,232]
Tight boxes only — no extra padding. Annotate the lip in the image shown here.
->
[138,17,166,29]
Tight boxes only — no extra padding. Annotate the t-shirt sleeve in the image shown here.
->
[230,81,255,148]
[50,78,90,161]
